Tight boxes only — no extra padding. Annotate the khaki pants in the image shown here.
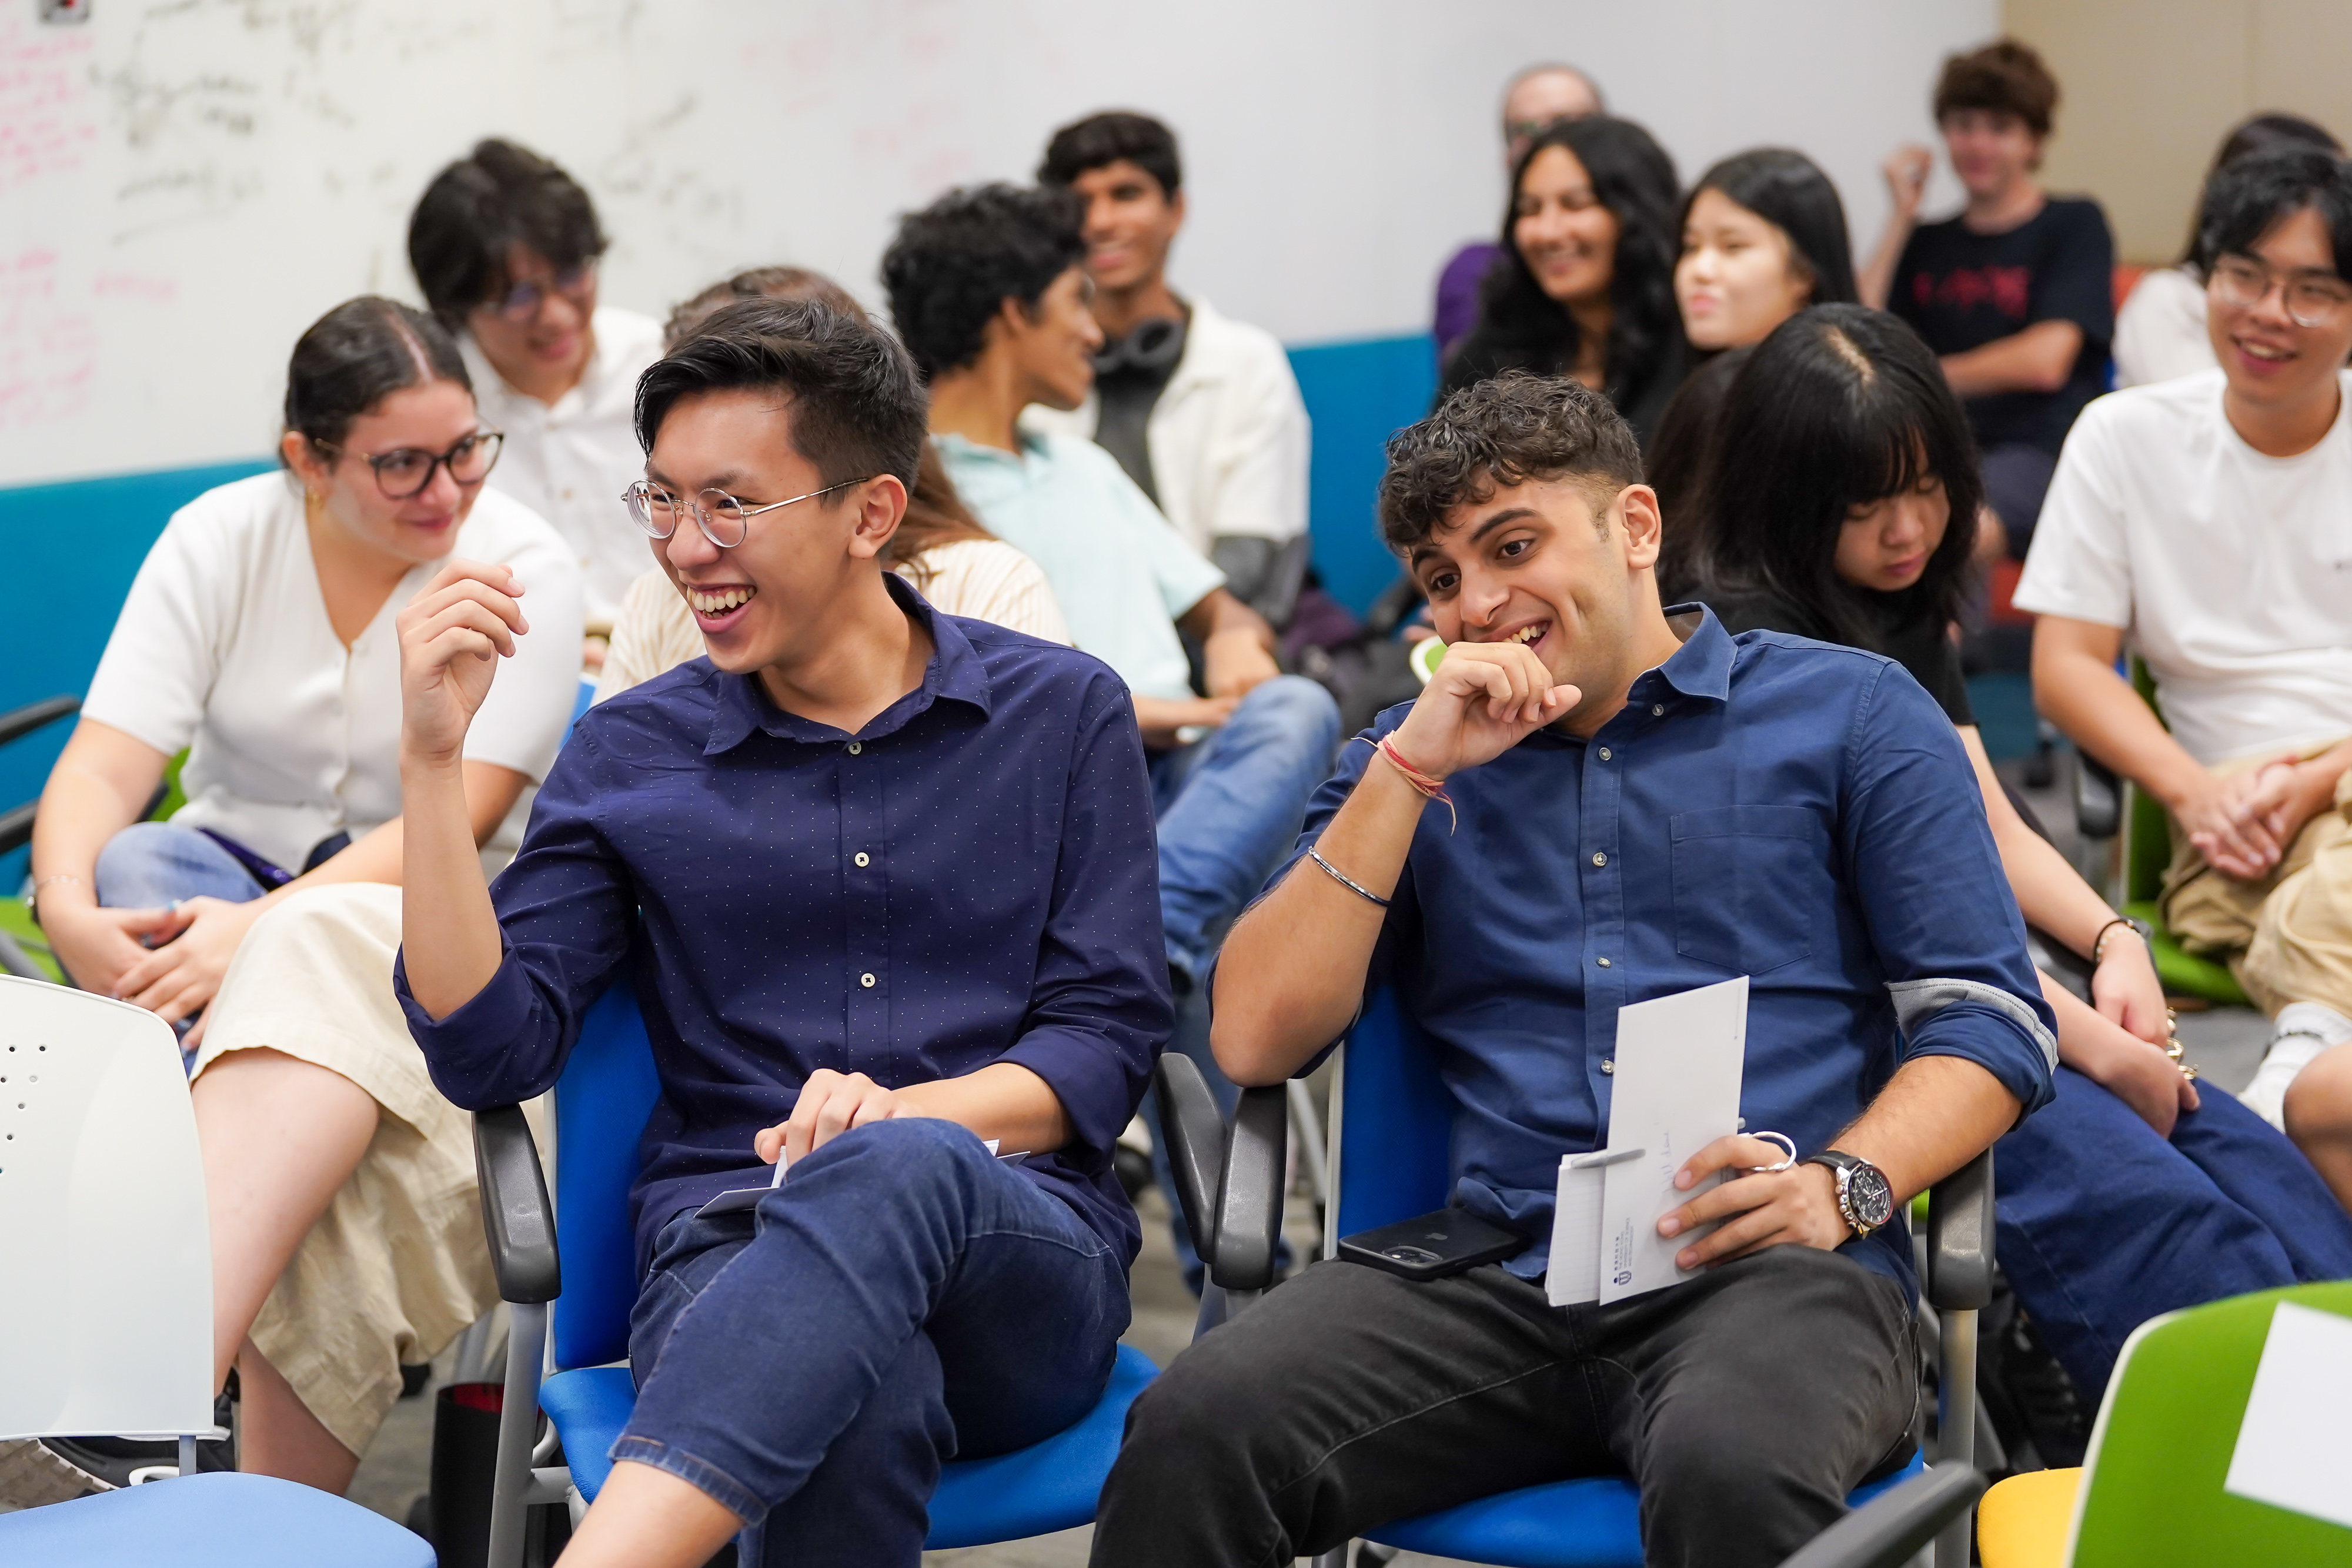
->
[2161,743,2352,1021]
[192,882,517,1458]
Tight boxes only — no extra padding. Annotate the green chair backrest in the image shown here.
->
[2069,1281,2352,1566]
[2121,661,2170,906]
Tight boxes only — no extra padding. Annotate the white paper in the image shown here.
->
[1547,1146,1643,1307]
[2222,1300,2352,1528]
[697,1136,1002,1217]
[1596,976,1748,1305]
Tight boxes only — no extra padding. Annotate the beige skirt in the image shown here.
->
[192,882,511,1458]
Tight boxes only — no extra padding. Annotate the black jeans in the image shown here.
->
[1091,1244,1917,1568]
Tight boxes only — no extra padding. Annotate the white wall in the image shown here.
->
[0,0,1995,487]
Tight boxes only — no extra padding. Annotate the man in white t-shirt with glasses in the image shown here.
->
[2019,146,2352,1213]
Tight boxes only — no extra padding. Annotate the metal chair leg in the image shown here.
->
[488,1302,549,1568]
[1933,1305,1977,1568]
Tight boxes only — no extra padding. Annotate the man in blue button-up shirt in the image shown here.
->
[1095,373,2056,1568]
[392,299,1167,1568]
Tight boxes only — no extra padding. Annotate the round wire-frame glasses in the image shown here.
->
[2209,255,2352,329]
[622,475,876,549]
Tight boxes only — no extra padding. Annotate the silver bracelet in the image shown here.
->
[1307,847,1391,908]
[26,872,82,914]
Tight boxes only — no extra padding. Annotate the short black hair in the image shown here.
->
[408,139,608,329]
[634,297,928,492]
[1378,370,1645,553]
[2181,114,2345,266]
[880,184,1087,380]
[1038,111,1182,199]
[1693,305,1981,648]
[2194,146,2352,281]
[283,296,472,462]
[1933,38,2059,139]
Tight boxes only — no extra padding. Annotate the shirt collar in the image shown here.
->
[704,573,994,755]
[1645,605,1734,705]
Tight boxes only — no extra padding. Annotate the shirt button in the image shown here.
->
[1601,1059,1616,1075]
[1592,851,1608,867]
[1597,747,1612,761]
[1651,704,1664,717]
[860,972,876,989]
[1596,956,1612,968]
[847,741,863,755]
[854,851,870,868]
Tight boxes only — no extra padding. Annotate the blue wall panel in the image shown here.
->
[0,460,275,883]
[1285,332,1435,618]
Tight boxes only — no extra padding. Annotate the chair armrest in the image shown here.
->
[473,1105,560,1305]
[1925,1148,1993,1312]
[1152,1053,1227,1262]
[1210,1084,1289,1292]
[0,801,34,861]
[2074,751,2119,841]
[1775,1464,1986,1568]
[0,695,77,750]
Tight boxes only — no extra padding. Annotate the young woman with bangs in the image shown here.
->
[1685,302,2352,1414]
[1442,116,1683,443]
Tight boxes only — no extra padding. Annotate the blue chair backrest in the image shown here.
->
[1331,989,1454,1241]
[550,977,664,1370]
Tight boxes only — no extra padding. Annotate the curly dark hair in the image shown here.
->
[1038,110,1182,199]
[881,184,1087,380]
[1442,117,1682,436]
[1378,370,1645,554]
[408,138,607,329]
[637,296,928,493]
[1932,38,2059,139]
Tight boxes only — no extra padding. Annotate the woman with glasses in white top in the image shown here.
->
[410,138,666,663]
[14,297,581,1500]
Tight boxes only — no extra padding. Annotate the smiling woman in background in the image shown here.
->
[1675,148,1857,352]
[1441,116,1683,442]
[15,297,581,1500]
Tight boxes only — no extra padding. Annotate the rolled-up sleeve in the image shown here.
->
[996,677,1172,1172]
[396,724,637,1109]
[1839,663,2057,1118]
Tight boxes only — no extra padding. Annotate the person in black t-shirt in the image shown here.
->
[1684,303,2352,1423]
[1861,38,2115,560]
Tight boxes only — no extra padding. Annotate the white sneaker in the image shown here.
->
[2241,1002,2352,1131]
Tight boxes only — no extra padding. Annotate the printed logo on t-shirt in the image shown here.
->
[1913,265,2030,321]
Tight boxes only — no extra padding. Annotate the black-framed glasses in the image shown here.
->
[321,429,503,500]
[486,262,596,323]
[622,475,877,549]
[2210,255,2352,328]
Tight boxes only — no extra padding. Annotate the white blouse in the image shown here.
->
[81,472,585,871]
[595,536,1072,703]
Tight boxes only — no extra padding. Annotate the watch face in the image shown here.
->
[1849,1164,1896,1230]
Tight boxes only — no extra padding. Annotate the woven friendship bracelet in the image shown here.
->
[1376,734,1459,832]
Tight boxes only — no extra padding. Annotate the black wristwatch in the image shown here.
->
[1804,1151,1895,1238]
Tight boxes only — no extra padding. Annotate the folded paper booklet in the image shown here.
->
[698,1135,1003,1216]
[1549,975,1748,1307]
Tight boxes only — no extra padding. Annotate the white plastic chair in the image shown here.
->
[0,974,433,1566]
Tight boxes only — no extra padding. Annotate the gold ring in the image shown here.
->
[2181,1064,2201,1084]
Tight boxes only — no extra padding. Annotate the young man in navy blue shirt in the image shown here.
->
[1092,372,2057,1567]
[390,297,1168,1568]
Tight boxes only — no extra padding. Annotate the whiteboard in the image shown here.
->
[0,0,1990,488]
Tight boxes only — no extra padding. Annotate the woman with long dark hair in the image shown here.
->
[1690,303,2352,1409]
[1441,116,1683,441]
[1675,148,1858,352]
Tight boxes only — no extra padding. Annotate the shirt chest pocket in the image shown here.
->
[1668,805,1832,975]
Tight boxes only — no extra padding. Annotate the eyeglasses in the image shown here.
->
[486,262,596,323]
[320,429,503,499]
[622,476,876,549]
[2209,255,2352,328]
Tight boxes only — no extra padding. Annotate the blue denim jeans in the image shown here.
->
[619,1118,1131,1566]
[1996,1064,2352,1396]
[1149,674,1341,986]
[91,823,269,910]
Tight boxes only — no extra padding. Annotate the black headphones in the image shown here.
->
[1094,315,1186,377]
